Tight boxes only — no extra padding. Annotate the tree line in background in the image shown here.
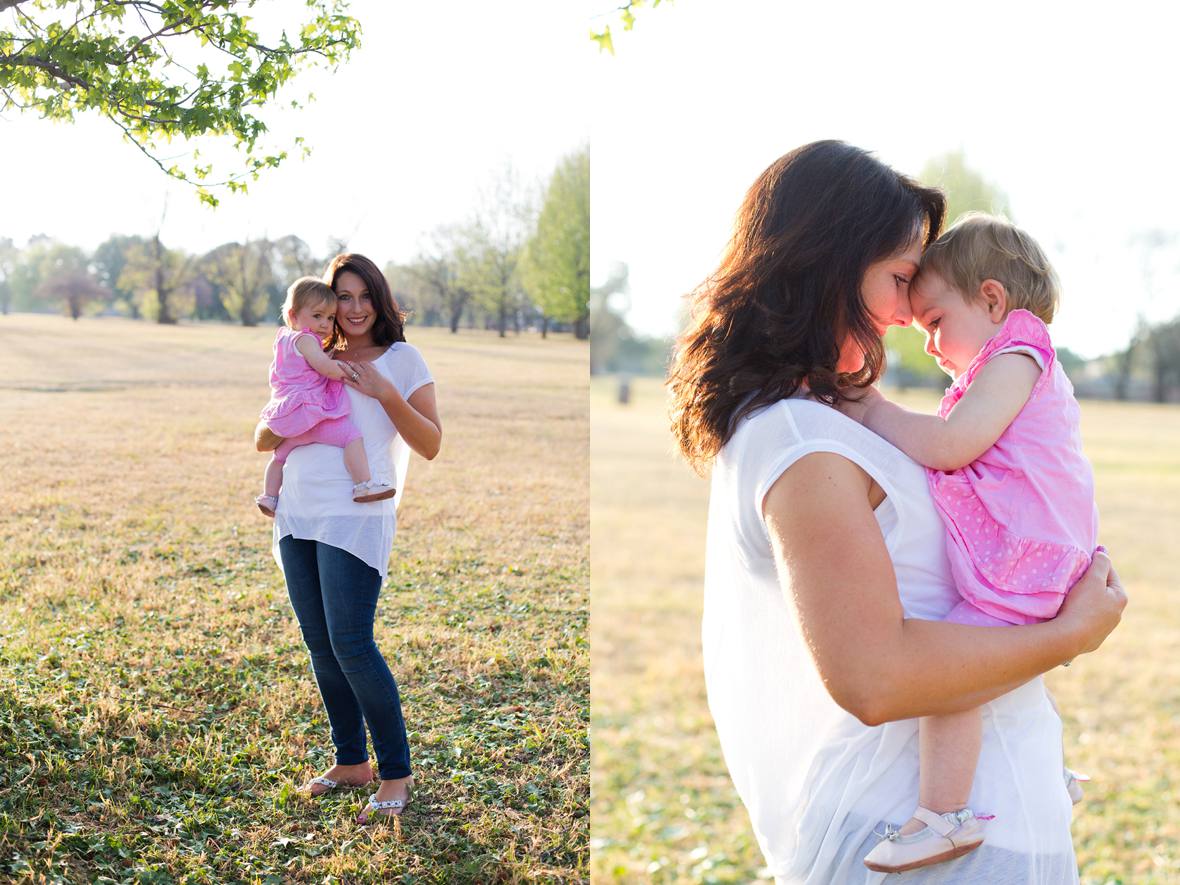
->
[0,148,589,338]
[594,150,1180,402]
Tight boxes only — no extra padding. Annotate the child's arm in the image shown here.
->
[293,334,348,381]
[861,353,1041,471]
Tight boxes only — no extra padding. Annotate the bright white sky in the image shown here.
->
[591,0,1180,359]
[1,1,590,265]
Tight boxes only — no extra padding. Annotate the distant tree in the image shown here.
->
[0,0,361,204]
[0,236,15,314]
[272,234,321,279]
[203,240,274,326]
[118,235,192,322]
[460,168,533,338]
[6,234,52,311]
[410,225,474,333]
[522,148,589,339]
[590,262,629,374]
[920,150,1012,226]
[403,231,462,333]
[1143,317,1180,403]
[1124,230,1179,401]
[1055,346,1087,385]
[93,233,146,316]
[32,243,104,319]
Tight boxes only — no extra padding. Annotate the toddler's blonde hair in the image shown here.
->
[919,212,1060,324]
[282,277,336,329]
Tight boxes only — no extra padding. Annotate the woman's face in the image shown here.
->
[836,239,923,373]
[333,270,376,343]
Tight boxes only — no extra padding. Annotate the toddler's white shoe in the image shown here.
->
[353,480,396,503]
[863,806,987,873]
[1064,767,1090,805]
[256,494,278,517]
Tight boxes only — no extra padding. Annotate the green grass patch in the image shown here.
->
[0,316,588,882]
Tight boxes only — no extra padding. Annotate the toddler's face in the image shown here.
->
[909,272,1003,379]
[292,300,337,338]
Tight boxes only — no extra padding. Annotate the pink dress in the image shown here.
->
[930,309,1098,628]
[259,327,351,437]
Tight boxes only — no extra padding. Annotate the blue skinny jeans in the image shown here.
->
[278,536,411,780]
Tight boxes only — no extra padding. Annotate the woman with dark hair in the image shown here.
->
[668,141,1125,882]
[257,252,440,822]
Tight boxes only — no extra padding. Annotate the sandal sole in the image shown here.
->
[864,839,983,873]
[354,489,397,503]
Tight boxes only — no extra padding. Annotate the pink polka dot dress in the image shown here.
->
[930,309,1099,628]
[259,327,351,438]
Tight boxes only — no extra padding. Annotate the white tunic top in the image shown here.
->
[702,397,1078,884]
[272,342,433,578]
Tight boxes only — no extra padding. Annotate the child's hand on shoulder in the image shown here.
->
[835,385,882,424]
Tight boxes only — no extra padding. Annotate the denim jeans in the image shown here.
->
[278,536,411,780]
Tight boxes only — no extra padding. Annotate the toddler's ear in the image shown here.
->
[979,279,1008,321]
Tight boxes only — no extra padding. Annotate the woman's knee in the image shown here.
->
[326,627,380,670]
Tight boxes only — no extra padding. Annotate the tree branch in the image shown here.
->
[0,54,92,89]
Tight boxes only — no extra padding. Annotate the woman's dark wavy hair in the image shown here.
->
[668,140,945,473]
[322,253,407,351]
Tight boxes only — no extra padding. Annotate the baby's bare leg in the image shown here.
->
[898,707,982,835]
[342,438,372,485]
[263,456,284,498]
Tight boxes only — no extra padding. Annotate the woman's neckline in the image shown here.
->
[332,341,398,363]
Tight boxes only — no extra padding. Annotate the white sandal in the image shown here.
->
[863,806,987,873]
[353,480,396,503]
[256,494,278,517]
[300,770,375,797]
[301,775,339,796]
[1065,767,1090,805]
[358,784,413,823]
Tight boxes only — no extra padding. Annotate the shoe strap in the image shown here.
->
[368,795,406,811]
[912,806,959,837]
[309,776,338,788]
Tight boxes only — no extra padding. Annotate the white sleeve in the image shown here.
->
[994,344,1045,370]
[387,343,434,399]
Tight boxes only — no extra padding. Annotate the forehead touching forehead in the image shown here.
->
[909,269,946,313]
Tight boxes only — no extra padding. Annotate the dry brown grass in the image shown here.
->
[0,314,588,882]
[591,376,1180,884]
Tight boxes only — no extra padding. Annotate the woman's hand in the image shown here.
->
[338,360,393,400]
[1056,548,1127,656]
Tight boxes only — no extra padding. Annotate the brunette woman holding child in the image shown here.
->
[255,253,439,822]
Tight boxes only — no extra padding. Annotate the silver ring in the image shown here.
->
[352,372,360,381]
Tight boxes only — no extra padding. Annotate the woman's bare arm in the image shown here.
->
[762,451,1124,726]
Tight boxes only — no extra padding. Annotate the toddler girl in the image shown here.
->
[849,214,1098,873]
[255,277,395,516]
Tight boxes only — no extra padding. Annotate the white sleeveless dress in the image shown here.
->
[702,397,1078,884]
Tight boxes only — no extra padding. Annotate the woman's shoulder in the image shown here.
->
[723,397,858,467]
[736,396,849,439]
[380,340,426,362]
[377,340,432,386]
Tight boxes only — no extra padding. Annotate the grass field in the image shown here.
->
[0,315,588,883]
[591,376,1180,884]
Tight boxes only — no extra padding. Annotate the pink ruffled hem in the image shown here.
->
[930,470,1091,625]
